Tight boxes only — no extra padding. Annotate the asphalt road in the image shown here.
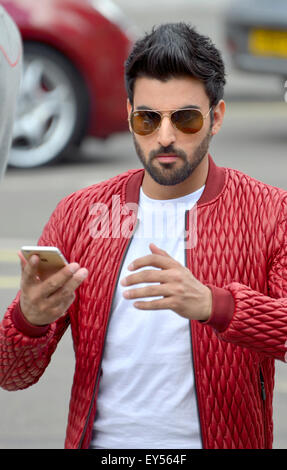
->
[0,0,286,450]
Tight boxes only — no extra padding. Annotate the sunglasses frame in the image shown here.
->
[129,107,212,136]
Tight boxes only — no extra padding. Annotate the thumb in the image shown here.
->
[20,253,41,285]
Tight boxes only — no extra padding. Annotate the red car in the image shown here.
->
[1,0,134,168]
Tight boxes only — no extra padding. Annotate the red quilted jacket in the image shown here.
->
[1,155,287,449]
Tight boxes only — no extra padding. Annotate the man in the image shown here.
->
[0,5,22,180]
[1,23,287,449]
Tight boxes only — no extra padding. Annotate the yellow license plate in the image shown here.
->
[249,29,287,58]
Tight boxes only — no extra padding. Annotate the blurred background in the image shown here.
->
[0,0,286,449]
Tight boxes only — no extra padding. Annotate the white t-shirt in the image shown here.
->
[91,185,204,449]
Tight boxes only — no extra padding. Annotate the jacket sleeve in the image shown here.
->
[0,198,71,391]
[204,198,287,363]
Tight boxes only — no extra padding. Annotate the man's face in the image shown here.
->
[127,76,215,187]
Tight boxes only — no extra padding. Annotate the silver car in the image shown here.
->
[0,6,22,180]
[225,0,287,83]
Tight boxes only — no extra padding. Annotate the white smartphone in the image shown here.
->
[21,246,68,275]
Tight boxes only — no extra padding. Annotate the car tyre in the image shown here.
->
[9,42,90,168]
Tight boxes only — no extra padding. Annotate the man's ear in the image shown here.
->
[127,99,132,115]
[211,99,225,136]
[127,99,133,132]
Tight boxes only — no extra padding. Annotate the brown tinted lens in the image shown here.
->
[130,111,161,135]
[171,109,203,134]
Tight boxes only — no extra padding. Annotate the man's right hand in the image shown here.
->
[19,254,89,326]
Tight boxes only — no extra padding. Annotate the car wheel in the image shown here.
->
[9,42,90,168]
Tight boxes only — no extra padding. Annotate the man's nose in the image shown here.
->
[156,116,176,148]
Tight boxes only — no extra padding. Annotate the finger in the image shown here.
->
[21,254,41,285]
[128,253,178,272]
[133,297,172,310]
[46,268,88,305]
[72,267,89,284]
[40,263,83,297]
[17,251,27,273]
[123,284,169,300]
[149,243,173,258]
[121,269,166,287]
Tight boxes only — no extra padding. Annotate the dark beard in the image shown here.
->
[133,130,212,186]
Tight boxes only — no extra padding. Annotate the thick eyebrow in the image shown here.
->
[135,104,201,111]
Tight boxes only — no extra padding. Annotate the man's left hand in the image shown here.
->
[121,243,212,322]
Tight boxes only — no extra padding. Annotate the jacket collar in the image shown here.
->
[125,154,227,207]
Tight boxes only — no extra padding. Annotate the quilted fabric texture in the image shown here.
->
[1,155,287,449]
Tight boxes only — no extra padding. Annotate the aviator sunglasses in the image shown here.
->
[129,107,212,136]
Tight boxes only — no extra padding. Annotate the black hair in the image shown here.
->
[125,22,226,107]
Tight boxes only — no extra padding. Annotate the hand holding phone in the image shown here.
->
[19,245,89,327]
[21,246,68,277]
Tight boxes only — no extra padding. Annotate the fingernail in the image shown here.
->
[78,268,89,280]
[121,277,127,286]
[68,263,80,273]
[30,255,38,265]
[128,263,134,271]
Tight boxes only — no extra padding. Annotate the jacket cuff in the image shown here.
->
[202,285,235,332]
[11,301,50,338]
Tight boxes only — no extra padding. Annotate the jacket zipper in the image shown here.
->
[184,210,205,449]
[78,220,139,449]
[259,366,267,448]
[79,207,203,447]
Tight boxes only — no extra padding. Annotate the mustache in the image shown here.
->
[149,145,187,161]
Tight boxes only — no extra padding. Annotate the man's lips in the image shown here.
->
[156,154,179,163]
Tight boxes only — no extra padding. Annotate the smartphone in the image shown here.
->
[21,246,68,276]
